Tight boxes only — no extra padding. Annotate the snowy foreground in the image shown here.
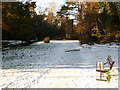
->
[1,40,119,88]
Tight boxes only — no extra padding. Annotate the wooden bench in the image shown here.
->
[96,56,115,80]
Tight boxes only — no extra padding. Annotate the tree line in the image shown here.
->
[2,1,65,41]
[57,2,120,43]
[2,1,120,43]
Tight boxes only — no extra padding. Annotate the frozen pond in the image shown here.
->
[2,40,119,70]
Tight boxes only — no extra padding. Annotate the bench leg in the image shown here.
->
[96,72,107,81]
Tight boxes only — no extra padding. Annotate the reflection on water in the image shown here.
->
[2,41,119,70]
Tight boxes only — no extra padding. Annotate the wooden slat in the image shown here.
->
[96,61,104,71]
[96,61,100,70]
[107,57,115,69]
[100,62,104,70]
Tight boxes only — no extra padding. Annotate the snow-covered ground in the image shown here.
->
[0,40,119,88]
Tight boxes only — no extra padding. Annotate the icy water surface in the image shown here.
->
[2,40,119,70]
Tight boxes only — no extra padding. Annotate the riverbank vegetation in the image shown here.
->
[2,1,120,44]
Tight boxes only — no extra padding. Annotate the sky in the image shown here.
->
[34,0,65,14]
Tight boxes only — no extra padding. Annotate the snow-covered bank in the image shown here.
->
[0,68,118,88]
[1,40,119,88]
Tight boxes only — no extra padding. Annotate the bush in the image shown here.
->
[44,37,50,43]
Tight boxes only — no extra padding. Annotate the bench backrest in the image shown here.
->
[107,56,115,70]
[96,61,104,71]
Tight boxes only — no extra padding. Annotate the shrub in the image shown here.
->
[44,37,50,43]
